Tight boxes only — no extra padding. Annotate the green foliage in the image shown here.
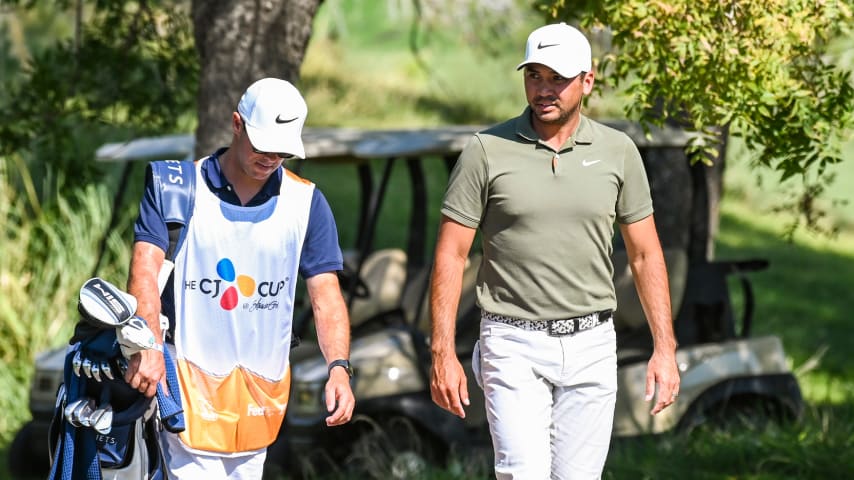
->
[302,0,546,127]
[0,0,198,203]
[0,160,132,443]
[535,0,854,234]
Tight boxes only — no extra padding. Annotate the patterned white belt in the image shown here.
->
[483,310,612,337]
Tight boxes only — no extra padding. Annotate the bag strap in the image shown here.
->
[149,159,196,261]
[149,160,196,342]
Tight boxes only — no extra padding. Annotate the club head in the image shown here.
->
[93,405,113,434]
[67,399,91,427]
[72,351,83,377]
[78,277,137,328]
[91,362,101,382]
[101,361,114,381]
[86,407,104,429]
[76,399,97,427]
[82,358,93,379]
[64,399,84,427]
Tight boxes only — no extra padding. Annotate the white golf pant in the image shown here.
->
[160,429,267,479]
[474,315,618,480]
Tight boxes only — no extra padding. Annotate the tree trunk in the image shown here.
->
[640,129,727,263]
[191,0,322,158]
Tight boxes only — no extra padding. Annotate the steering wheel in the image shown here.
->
[337,264,370,299]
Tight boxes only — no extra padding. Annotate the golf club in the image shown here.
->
[76,399,96,427]
[101,360,113,381]
[64,399,85,427]
[72,351,83,377]
[92,404,114,434]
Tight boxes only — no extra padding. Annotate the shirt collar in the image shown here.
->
[515,107,595,150]
[201,148,283,205]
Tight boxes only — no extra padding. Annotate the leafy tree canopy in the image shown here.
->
[4,0,853,233]
[0,0,197,204]
[536,0,854,233]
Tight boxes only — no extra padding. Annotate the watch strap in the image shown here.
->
[328,359,353,377]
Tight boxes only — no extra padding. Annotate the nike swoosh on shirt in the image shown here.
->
[582,159,601,167]
[275,115,299,124]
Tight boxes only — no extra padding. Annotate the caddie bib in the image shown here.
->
[171,158,314,453]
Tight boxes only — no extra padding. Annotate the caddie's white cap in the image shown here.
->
[237,78,307,159]
[516,22,592,79]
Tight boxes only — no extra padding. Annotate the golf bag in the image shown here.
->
[47,160,195,480]
[48,278,185,480]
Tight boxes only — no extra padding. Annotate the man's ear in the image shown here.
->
[582,71,596,95]
[232,112,243,134]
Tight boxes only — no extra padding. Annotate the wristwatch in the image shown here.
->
[328,359,354,377]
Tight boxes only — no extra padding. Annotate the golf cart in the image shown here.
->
[9,123,803,479]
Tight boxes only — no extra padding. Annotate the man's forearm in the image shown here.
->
[314,307,350,363]
[631,252,676,352]
[127,242,166,342]
[430,252,466,357]
[308,272,351,362]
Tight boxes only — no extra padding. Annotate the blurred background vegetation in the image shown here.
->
[1,0,853,478]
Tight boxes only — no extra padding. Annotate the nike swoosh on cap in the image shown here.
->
[275,114,299,124]
[537,42,559,49]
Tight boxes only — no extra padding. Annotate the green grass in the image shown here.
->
[604,401,854,479]
[716,181,854,403]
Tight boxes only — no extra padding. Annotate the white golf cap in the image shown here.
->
[237,77,307,159]
[516,22,592,78]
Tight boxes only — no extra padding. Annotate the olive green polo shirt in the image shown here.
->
[442,109,653,320]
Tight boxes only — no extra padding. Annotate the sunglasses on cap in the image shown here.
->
[240,117,297,160]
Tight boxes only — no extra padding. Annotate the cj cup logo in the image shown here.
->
[216,258,256,310]
[185,258,286,311]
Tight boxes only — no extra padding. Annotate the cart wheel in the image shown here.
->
[8,421,50,479]
[682,394,796,434]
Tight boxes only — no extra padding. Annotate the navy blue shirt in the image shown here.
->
[133,148,344,278]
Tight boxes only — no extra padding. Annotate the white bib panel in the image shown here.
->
[171,159,315,453]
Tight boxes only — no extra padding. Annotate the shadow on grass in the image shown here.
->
[715,210,854,385]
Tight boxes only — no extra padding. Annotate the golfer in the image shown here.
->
[429,23,680,479]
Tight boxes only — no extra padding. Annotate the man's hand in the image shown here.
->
[324,369,355,426]
[430,352,470,418]
[645,349,680,415]
[125,349,165,398]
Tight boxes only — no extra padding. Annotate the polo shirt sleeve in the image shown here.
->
[299,189,344,279]
[616,135,654,224]
[441,135,488,228]
[133,165,170,253]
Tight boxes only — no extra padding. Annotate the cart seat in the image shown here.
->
[612,248,689,335]
[345,248,408,327]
